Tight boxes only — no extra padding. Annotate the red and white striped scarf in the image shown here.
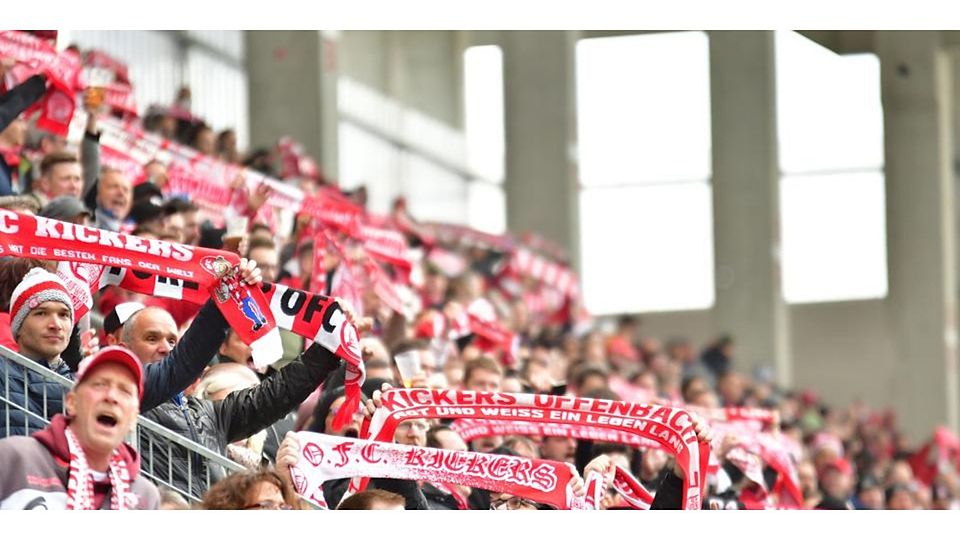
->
[290,433,578,510]
[64,426,133,510]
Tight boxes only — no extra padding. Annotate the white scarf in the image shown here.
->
[64,426,133,510]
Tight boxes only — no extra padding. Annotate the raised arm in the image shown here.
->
[140,258,262,411]
[216,342,342,443]
[139,299,227,411]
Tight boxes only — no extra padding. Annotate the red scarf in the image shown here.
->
[365,389,709,510]
[571,469,604,510]
[0,31,82,136]
[0,209,284,365]
[611,465,654,510]
[290,432,578,510]
[450,418,660,450]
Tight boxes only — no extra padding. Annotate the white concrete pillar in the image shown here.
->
[878,31,959,442]
[245,31,339,178]
[708,31,792,385]
[502,31,581,268]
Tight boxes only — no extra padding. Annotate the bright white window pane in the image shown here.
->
[186,48,250,149]
[780,172,888,303]
[468,182,506,234]
[401,153,468,225]
[463,46,505,183]
[338,121,402,215]
[580,182,715,314]
[576,32,711,187]
[776,31,884,174]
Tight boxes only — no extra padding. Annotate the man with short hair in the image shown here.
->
[91,167,132,232]
[0,346,160,509]
[462,356,503,454]
[245,236,279,282]
[0,115,28,196]
[421,425,473,509]
[394,418,429,447]
[35,151,83,206]
[462,356,502,393]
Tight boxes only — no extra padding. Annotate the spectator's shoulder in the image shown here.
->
[0,434,44,456]
[132,477,161,509]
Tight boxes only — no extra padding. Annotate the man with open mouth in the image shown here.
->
[0,346,160,509]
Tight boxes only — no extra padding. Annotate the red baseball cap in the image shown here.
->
[75,346,144,400]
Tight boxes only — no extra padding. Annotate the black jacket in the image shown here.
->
[139,342,342,498]
[649,470,685,510]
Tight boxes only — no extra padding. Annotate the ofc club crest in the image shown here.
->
[203,255,268,331]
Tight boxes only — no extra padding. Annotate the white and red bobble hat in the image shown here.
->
[9,267,74,338]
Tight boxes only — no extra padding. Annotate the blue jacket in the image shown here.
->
[1,300,229,437]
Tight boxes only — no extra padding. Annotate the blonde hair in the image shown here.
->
[192,363,260,400]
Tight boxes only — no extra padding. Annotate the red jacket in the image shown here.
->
[0,415,159,509]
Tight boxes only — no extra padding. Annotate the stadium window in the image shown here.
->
[463,45,507,234]
[576,32,714,315]
[337,121,403,215]
[775,31,887,303]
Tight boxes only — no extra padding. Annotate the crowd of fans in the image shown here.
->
[1,35,959,511]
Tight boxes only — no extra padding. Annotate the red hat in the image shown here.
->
[823,457,853,477]
[75,346,144,400]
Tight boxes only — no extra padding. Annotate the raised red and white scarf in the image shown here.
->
[0,209,283,366]
[0,31,82,136]
[611,465,654,510]
[365,389,709,510]
[450,417,659,450]
[94,267,365,430]
[570,469,604,510]
[289,432,579,510]
[0,209,364,429]
[64,426,133,510]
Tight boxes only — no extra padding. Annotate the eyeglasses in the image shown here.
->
[243,501,294,510]
[396,420,430,432]
[490,496,538,510]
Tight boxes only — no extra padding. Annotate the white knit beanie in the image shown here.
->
[9,268,74,338]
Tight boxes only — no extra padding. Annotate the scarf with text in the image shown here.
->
[449,418,657,509]
[366,389,709,510]
[289,432,578,510]
[450,417,660,450]
[64,426,134,510]
[0,210,285,367]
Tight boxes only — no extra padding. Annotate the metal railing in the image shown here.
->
[0,346,246,503]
